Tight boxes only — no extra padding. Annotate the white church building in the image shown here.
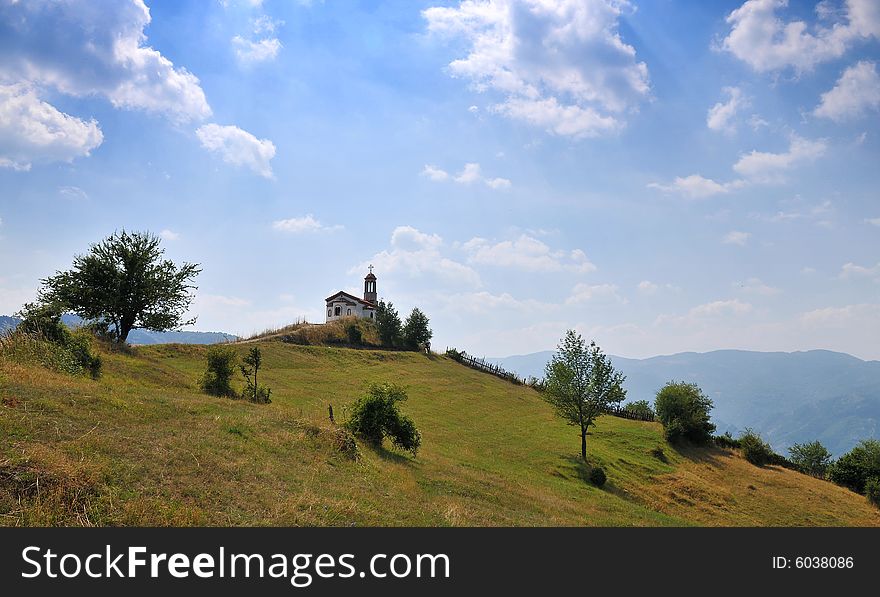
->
[325,266,378,323]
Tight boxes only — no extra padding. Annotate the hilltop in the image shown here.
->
[491,349,880,456]
[1,340,878,527]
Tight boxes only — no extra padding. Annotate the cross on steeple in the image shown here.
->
[368,264,374,274]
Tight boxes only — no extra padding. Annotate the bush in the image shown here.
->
[788,440,832,477]
[739,428,773,467]
[623,399,654,419]
[866,477,880,508]
[827,439,880,494]
[588,466,607,487]
[201,346,237,397]
[714,432,741,449]
[346,383,421,456]
[346,322,363,345]
[654,381,715,445]
[16,302,69,345]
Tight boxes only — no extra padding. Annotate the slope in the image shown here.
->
[1,341,878,527]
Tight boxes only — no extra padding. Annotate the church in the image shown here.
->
[325,266,378,323]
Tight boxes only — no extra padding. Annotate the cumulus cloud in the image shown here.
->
[0,84,102,171]
[719,0,880,74]
[354,226,481,288]
[732,135,826,183]
[866,217,880,227]
[422,162,511,189]
[723,230,752,246]
[707,86,748,133]
[637,280,659,294]
[814,61,880,121]
[272,215,343,234]
[196,123,276,178]
[423,0,650,138]
[647,174,738,199]
[159,229,180,241]
[462,235,596,273]
[565,283,623,304]
[839,261,880,279]
[232,35,282,64]
[0,0,211,122]
[737,277,781,295]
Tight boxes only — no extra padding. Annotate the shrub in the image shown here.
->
[623,399,654,419]
[16,302,69,345]
[739,428,773,467]
[866,477,880,508]
[788,440,832,477]
[346,383,421,456]
[588,467,607,487]
[714,432,740,449]
[650,446,668,462]
[240,346,271,404]
[346,322,363,345]
[654,381,715,445]
[201,346,237,397]
[827,439,880,494]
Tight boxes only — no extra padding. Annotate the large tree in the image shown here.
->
[543,330,626,461]
[402,307,432,350]
[375,299,402,347]
[40,230,201,344]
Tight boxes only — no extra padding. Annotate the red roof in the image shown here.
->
[325,291,375,308]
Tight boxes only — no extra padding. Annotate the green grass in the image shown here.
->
[2,340,879,527]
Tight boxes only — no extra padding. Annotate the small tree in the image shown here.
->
[375,300,402,347]
[543,331,626,461]
[654,381,715,445]
[827,439,880,493]
[16,302,69,344]
[40,230,201,344]
[240,346,271,403]
[201,346,237,397]
[346,383,421,455]
[402,307,432,350]
[788,440,832,477]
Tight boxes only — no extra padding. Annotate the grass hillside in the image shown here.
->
[2,340,879,527]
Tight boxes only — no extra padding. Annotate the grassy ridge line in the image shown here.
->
[1,341,878,526]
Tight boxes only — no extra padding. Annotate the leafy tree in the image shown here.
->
[623,399,655,419]
[788,440,832,477]
[543,330,626,461]
[40,230,200,344]
[375,300,402,347]
[402,307,432,350]
[654,381,716,445]
[866,477,880,508]
[240,346,271,403]
[828,439,880,493]
[16,301,69,344]
[739,428,773,466]
[201,346,237,397]
[346,383,421,455]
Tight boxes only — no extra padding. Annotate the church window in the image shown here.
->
[347,309,352,315]
[327,309,331,317]
[334,306,341,316]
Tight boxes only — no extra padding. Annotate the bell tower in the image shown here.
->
[364,265,377,304]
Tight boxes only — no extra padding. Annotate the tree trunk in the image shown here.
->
[581,426,587,461]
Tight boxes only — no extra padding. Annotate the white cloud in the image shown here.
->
[814,61,880,121]
[800,303,880,326]
[0,0,211,122]
[647,174,742,198]
[732,135,826,183]
[196,123,276,178]
[738,277,781,295]
[354,226,481,288]
[866,217,880,227]
[0,84,102,171]
[422,162,511,189]
[463,235,596,273]
[840,261,880,279]
[707,86,748,133]
[159,229,180,241]
[637,280,658,294]
[421,164,450,181]
[720,0,880,74]
[272,215,342,234]
[57,186,89,201]
[455,162,482,184]
[565,283,622,304]
[654,298,753,329]
[723,230,751,246]
[423,0,650,138]
[232,35,282,64]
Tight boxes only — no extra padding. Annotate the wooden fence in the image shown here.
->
[446,347,655,422]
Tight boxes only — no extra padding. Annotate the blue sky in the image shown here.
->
[1,0,879,359]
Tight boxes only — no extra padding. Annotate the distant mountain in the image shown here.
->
[489,349,880,456]
[0,314,236,345]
